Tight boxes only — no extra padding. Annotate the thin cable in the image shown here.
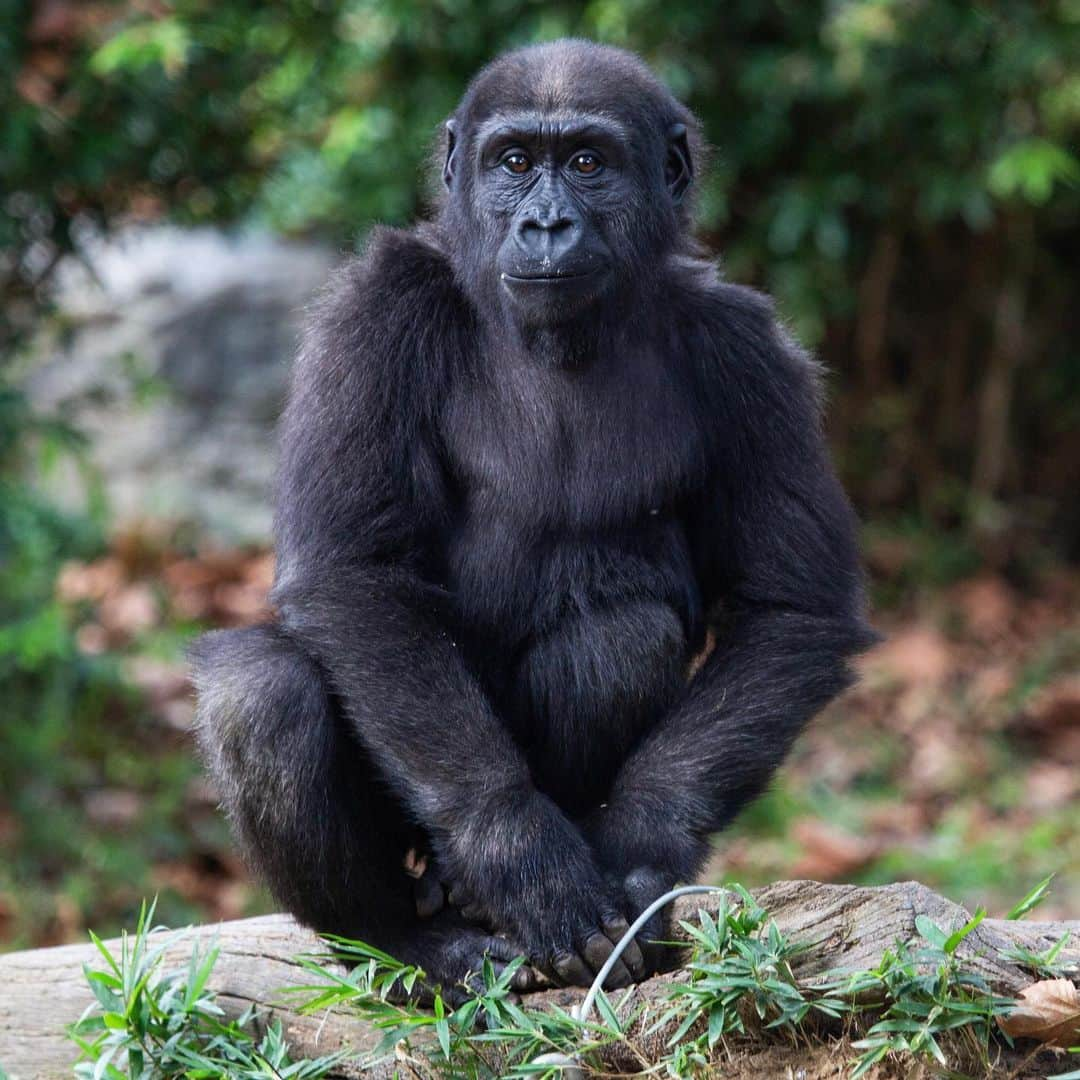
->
[574,883,726,1023]
[531,884,728,1075]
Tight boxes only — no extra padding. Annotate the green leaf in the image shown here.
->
[987,139,1080,205]
[943,908,985,954]
[433,994,451,1060]
[1006,876,1055,920]
[914,915,948,949]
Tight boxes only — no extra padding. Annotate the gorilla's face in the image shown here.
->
[475,111,623,324]
[441,44,695,330]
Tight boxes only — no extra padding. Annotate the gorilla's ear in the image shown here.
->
[442,120,458,190]
[665,123,693,204]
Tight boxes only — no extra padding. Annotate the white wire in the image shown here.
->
[574,883,726,1023]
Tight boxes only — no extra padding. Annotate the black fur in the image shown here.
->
[191,39,876,994]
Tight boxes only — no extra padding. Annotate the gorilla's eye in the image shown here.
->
[503,153,532,175]
[570,153,602,175]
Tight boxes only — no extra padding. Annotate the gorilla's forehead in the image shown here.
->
[471,110,631,148]
[460,42,672,132]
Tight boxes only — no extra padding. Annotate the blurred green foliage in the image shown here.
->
[2,0,1078,560]
[0,384,226,945]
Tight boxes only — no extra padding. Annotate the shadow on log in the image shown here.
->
[1,880,1077,1078]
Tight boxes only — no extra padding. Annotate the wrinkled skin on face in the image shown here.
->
[440,40,695,329]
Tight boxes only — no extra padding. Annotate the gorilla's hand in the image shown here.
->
[617,865,680,974]
[436,790,648,989]
[580,805,698,975]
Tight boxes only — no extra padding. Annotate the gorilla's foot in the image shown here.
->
[392,917,544,1005]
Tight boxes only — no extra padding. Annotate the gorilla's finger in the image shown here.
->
[510,963,545,992]
[477,935,541,990]
[581,930,614,973]
[623,867,677,973]
[444,982,473,1009]
[580,930,632,987]
[414,873,445,919]
[402,847,428,879]
[552,951,592,987]
[639,920,667,972]
[478,950,544,993]
[602,958,633,989]
[602,917,645,981]
[581,930,631,987]
[482,936,522,962]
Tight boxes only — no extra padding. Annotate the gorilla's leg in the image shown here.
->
[190,625,536,994]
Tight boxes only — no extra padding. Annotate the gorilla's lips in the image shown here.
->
[499,266,610,321]
[501,269,598,283]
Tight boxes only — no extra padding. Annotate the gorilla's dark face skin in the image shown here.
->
[483,111,622,320]
[440,42,694,331]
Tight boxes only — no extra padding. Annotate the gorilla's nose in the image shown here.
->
[515,205,581,264]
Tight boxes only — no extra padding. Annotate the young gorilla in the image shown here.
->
[192,40,877,995]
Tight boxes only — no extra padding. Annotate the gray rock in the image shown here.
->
[26,226,338,543]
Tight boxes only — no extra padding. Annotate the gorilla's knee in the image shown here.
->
[190,624,410,937]
[189,625,330,811]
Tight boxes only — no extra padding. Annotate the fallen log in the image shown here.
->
[0,880,1076,1079]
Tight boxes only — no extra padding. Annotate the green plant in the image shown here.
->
[78,885,1080,1079]
[1004,874,1055,921]
[846,910,1014,1077]
[70,898,348,1079]
[1004,932,1078,982]
[650,884,847,1074]
[289,935,626,1076]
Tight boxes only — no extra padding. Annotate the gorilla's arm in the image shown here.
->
[272,231,638,982]
[586,285,878,897]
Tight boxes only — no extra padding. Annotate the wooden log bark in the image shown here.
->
[1,880,1077,1079]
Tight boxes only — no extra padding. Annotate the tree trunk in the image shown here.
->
[1,879,1077,1079]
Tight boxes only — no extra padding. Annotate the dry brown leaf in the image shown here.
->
[968,662,1016,710]
[162,557,219,592]
[98,582,160,639]
[907,726,972,795]
[84,789,143,829]
[213,581,271,623]
[862,626,953,687]
[998,979,1080,1047]
[1025,761,1079,811]
[171,586,214,621]
[952,575,1016,641]
[241,551,275,590]
[55,556,125,604]
[863,801,927,839]
[74,622,109,655]
[1026,677,1080,733]
[789,819,878,880]
[125,657,190,704]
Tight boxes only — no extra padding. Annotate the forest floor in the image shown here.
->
[1,526,1078,950]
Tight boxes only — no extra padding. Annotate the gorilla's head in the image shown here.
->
[438,40,701,329]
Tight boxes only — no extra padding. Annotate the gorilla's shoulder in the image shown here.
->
[361,224,459,294]
[300,226,473,387]
[308,225,465,338]
[670,257,823,405]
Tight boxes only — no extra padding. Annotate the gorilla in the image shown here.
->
[192,39,876,996]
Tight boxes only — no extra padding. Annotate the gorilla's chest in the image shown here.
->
[440,352,705,647]
[443,353,702,531]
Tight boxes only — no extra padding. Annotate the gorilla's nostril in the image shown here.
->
[516,215,579,258]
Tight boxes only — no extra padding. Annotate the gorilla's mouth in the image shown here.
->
[502,270,597,283]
